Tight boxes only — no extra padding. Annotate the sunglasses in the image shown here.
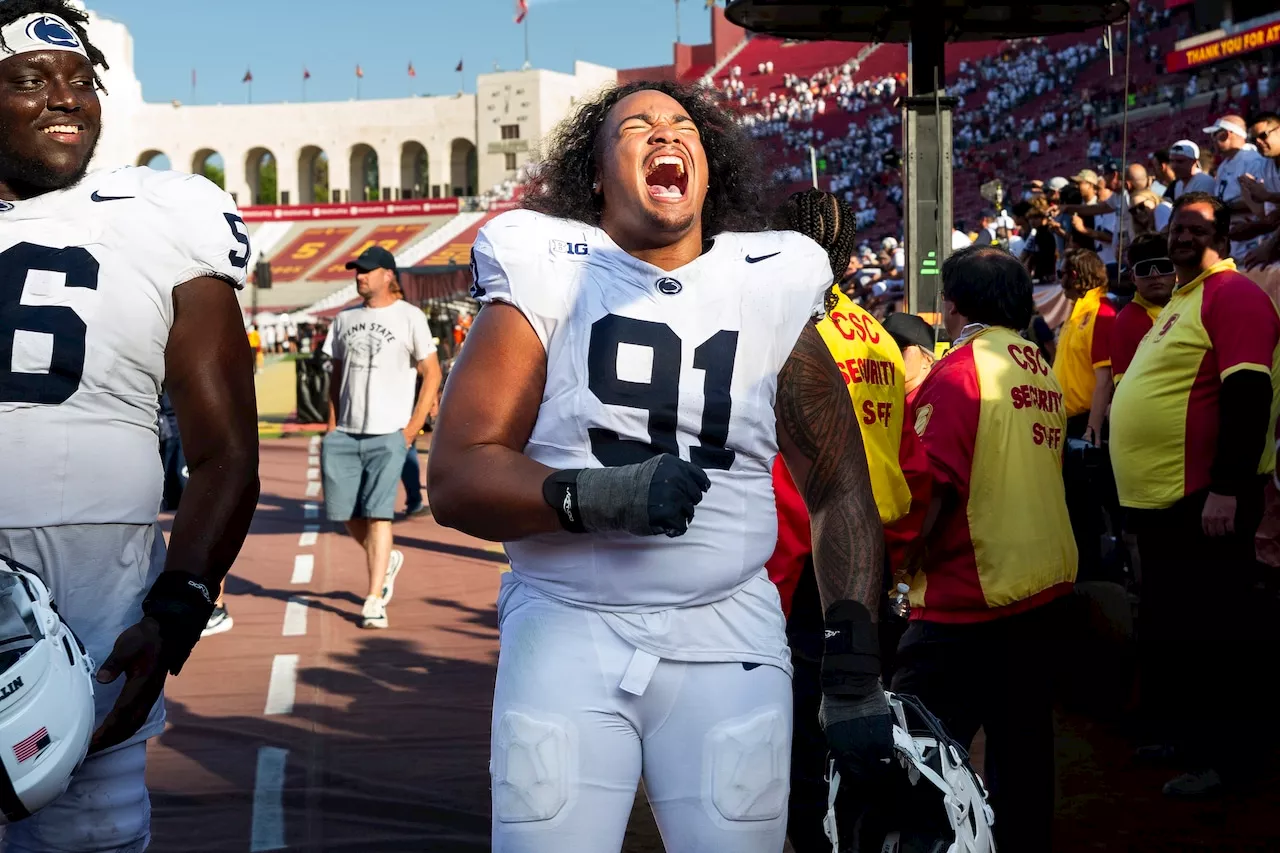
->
[1253,126,1278,144]
[1133,258,1175,278]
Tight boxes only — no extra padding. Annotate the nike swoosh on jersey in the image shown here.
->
[745,252,781,264]
[91,191,135,202]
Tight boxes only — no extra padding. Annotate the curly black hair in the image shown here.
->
[521,79,767,236]
[0,0,108,86]
[770,188,858,281]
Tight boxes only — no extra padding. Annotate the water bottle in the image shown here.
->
[890,583,911,620]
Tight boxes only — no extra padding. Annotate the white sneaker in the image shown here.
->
[1162,768,1223,798]
[201,605,234,637]
[381,550,404,603]
[361,596,388,629]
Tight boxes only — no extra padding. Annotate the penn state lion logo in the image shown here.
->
[26,15,81,48]
[345,331,385,364]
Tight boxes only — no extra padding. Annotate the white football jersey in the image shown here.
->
[471,209,832,610]
[0,168,250,527]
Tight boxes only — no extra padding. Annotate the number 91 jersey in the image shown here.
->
[0,167,250,527]
[471,209,832,609]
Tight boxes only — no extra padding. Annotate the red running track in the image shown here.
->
[143,437,1280,852]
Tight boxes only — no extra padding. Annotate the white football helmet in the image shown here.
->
[824,692,996,853]
[0,556,96,824]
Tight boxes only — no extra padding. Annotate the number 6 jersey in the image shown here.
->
[471,209,832,610]
[0,167,250,527]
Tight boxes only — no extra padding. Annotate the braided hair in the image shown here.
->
[0,0,109,86]
[770,188,859,285]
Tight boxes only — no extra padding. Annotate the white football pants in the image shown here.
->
[491,586,793,853]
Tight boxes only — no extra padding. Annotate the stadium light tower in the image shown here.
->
[725,0,1128,326]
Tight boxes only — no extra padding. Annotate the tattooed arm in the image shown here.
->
[775,322,884,618]
[778,322,892,780]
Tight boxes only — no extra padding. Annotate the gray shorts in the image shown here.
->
[321,431,406,522]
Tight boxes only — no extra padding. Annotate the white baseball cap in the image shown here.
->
[1203,117,1247,138]
[1169,140,1200,160]
[1046,177,1069,192]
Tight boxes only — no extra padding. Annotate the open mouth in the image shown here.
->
[644,155,688,202]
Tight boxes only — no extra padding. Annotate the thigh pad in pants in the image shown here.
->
[704,707,790,823]
[492,708,575,824]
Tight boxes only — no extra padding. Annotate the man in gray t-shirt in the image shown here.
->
[321,246,441,628]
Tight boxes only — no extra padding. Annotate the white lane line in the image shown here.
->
[264,654,298,715]
[303,503,319,519]
[250,745,288,851]
[305,481,321,497]
[306,467,320,481]
[282,597,308,637]
[309,435,320,448]
[291,554,314,584]
[307,454,320,466]
[298,526,319,547]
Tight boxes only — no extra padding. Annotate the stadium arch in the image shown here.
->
[245,147,278,205]
[136,149,169,169]
[400,141,428,200]
[450,138,477,197]
[191,149,226,190]
[349,143,379,202]
[298,145,331,204]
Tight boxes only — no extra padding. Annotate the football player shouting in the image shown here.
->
[429,81,888,852]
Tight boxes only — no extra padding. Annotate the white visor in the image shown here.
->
[0,14,90,60]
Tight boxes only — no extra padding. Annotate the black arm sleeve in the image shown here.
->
[1210,370,1274,496]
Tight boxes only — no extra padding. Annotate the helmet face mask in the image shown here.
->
[825,693,997,853]
[0,557,96,825]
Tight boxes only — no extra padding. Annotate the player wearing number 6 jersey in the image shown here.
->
[428,80,887,853]
[0,3,259,848]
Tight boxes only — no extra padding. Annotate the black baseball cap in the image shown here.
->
[346,245,398,276]
[882,312,936,352]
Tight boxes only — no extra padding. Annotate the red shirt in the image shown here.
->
[765,423,932,618]
[1111,295,1162,381]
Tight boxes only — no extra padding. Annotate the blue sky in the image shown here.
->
[88,0,715,105]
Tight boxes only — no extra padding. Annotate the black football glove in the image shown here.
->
[820,690,895,784]
[543,453,711,537]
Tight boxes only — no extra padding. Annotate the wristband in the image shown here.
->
[542,470,586,533]
[142,571,217,676]
[820,599,881,699]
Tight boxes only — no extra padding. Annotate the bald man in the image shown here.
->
[1067,163,1156,265]
[1204,114,1269,259]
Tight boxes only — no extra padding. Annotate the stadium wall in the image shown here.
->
[81,8,615,205]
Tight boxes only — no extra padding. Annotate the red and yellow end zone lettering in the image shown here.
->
[269,227,357,282]
[419,242,473,266]
[312,225,427,281]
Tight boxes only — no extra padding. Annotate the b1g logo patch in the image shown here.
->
[550,239,589,256]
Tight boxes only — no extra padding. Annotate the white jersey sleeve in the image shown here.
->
[470,209,578,349]
[133,170,251,291]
